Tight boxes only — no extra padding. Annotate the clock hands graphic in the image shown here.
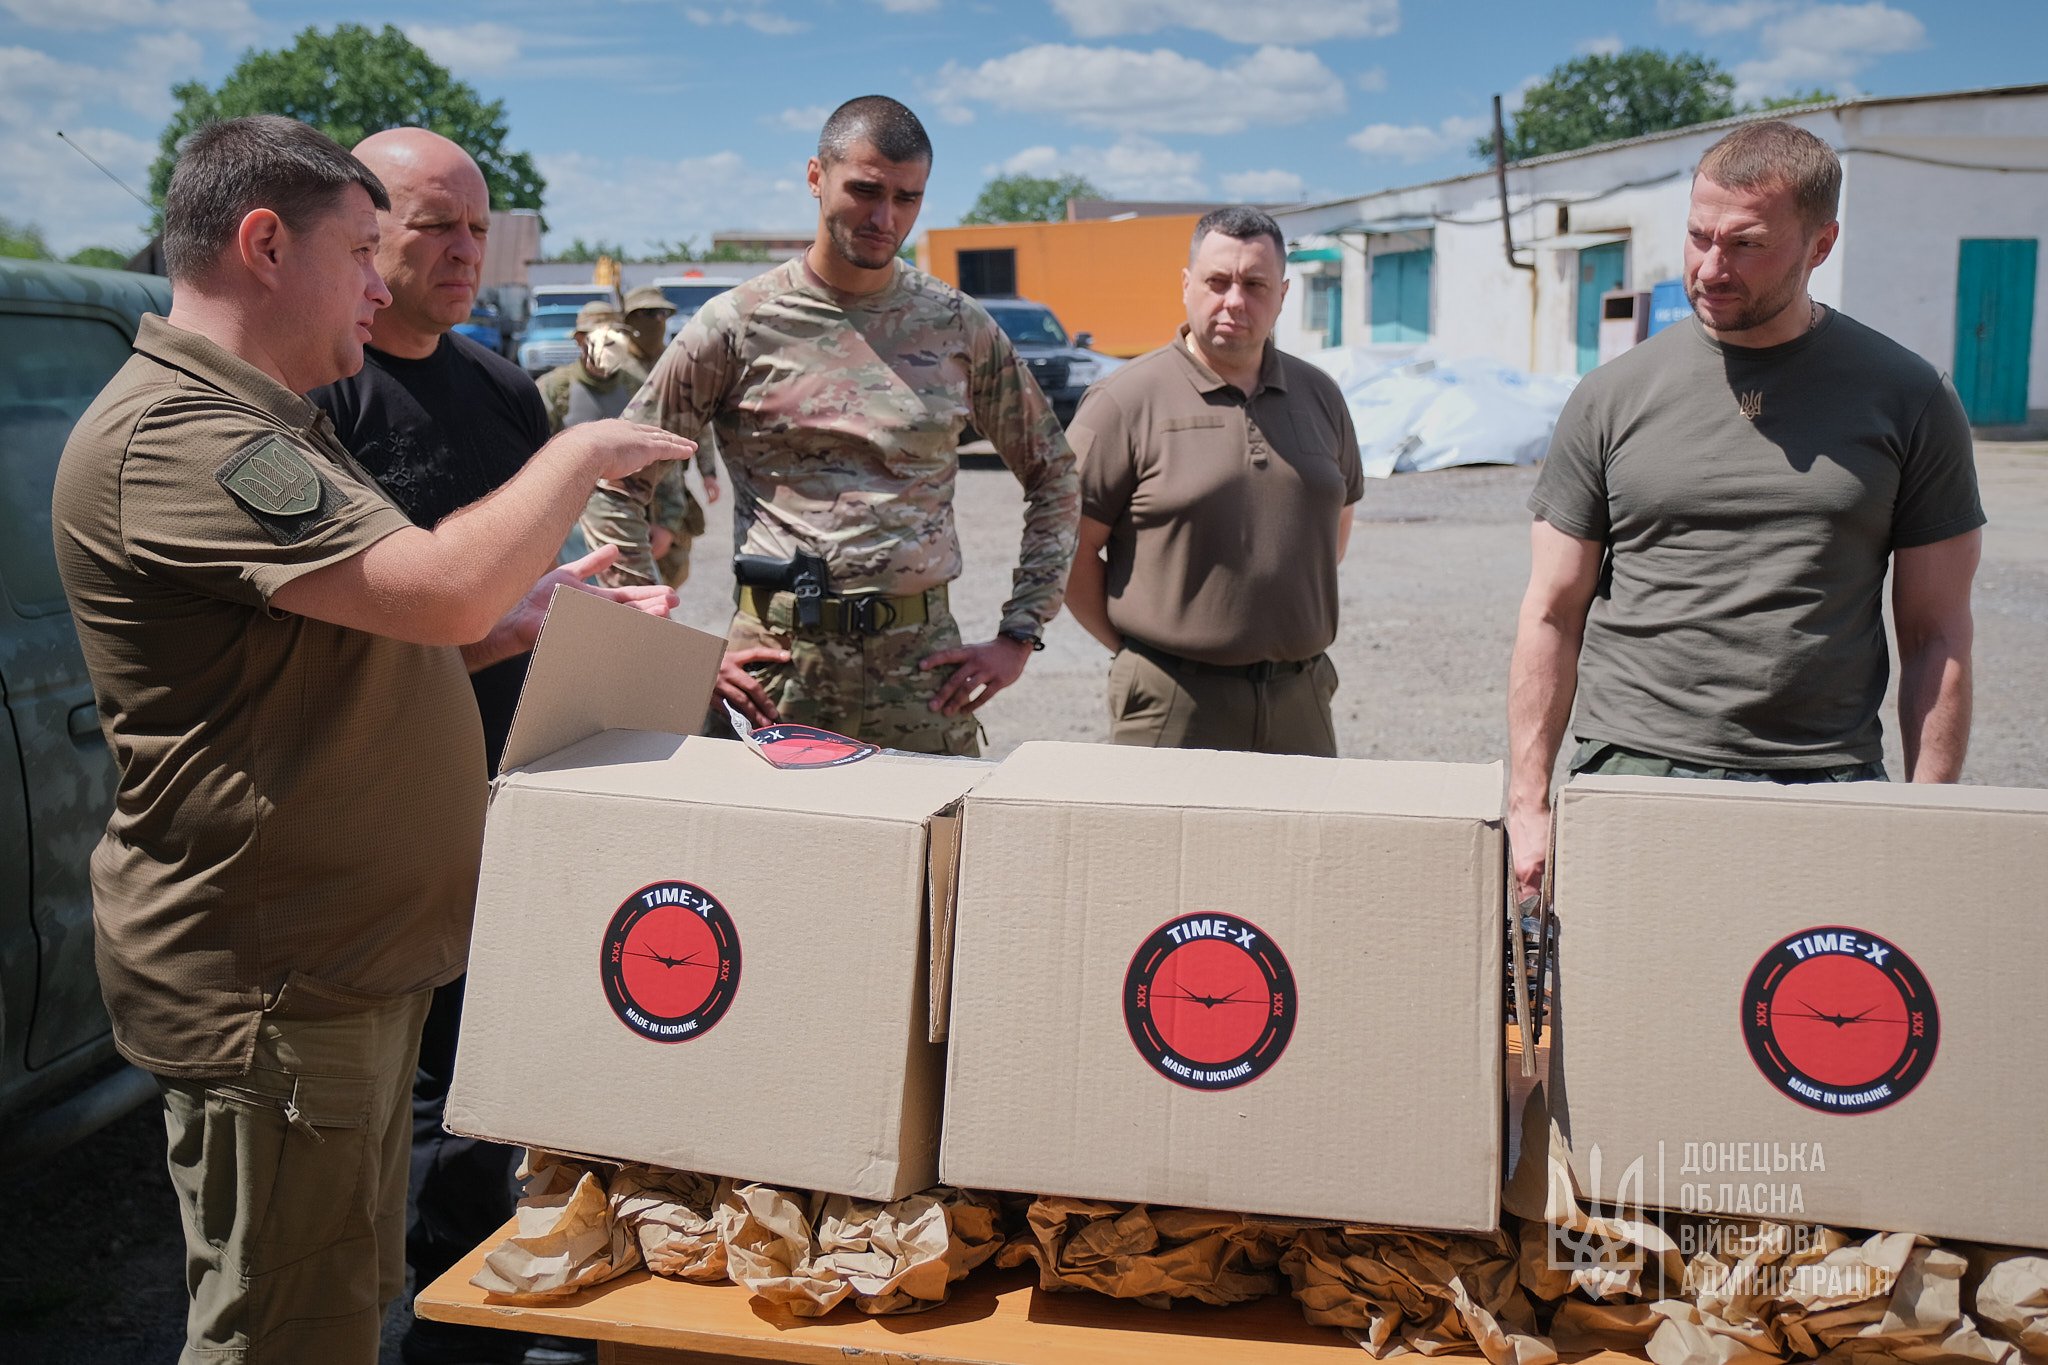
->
[601,881,743,1043]
[1778,1000,1904,1029]
[1124,917,1296,1092]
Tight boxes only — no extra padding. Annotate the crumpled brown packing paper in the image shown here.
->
[1281,1226,1556,1365]
[721,1184,1002,1317]
[1502,1084,2033,1365]
[995,1197,1296,1308]
[470,1153,642,1302]
[609,1166,729,1282]
[472,1154,999,1318]
[1968,1250,2048,1362]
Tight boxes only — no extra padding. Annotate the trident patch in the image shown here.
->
[220,438,322,514]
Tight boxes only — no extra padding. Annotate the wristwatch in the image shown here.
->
[999,625,1046,652]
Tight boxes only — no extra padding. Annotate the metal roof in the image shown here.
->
[1276,81,2048,218]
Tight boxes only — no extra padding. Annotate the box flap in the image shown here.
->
[509,731,993,823]
[1560,772,2048,815]
[970,740,1502,821]
[500,587,727,774]
[925,804,964,1043]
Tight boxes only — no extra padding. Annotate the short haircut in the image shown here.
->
[162,115,390,283]
[1696,120,1841,231]
[1191,205,1286,264]
[817,95,933,167]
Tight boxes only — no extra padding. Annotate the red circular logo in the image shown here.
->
[1741,926,1937,1114]
[1123,915,1295,1091]
[600,881,741,1042]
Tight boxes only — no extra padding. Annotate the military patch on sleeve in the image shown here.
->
[215,436,344,545]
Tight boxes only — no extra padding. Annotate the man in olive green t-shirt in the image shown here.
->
[1507,120,1984,903]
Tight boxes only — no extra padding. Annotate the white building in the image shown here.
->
[1273,83,2048,426]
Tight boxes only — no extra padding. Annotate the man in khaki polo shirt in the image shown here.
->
[52,116,686,1364]
[1065,205,1364,755]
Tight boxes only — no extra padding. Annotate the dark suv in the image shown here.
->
[977,298,1105,426]
[0,260,170,1153]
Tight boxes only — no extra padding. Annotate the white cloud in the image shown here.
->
[685,4,806,35]
[1355,65,1388,93]
[1048,0,1398,44]
[871,0,941,10]
[0,47,158,254]
[1220,168,1305,201]
[1733,1,1923,99]
[1655,0,1782,34]
[405,22,525,74]
[1347,113,1489,163]
[931,44,1345,135]
[771,105,830,133]
[535,148,816,258]
[1576,34,1625,56]
[0,0,250,31]
[997,135,1207,201]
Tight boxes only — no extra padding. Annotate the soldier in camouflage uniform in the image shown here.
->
[593,96,1079,755]
[622,285,716,587]
[537,301,635,433]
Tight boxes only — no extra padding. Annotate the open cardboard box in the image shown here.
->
[447,589,987,1200]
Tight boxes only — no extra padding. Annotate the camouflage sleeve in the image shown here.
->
[965,311,1080,635]
[537,367,571,435]
[651,460,688,530]
[587,311,738,586]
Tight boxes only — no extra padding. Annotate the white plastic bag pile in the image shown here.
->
[1307,346,1581,480]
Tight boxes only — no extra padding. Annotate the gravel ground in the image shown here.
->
[4,442,2042,1363]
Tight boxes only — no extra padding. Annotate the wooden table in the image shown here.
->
[417,1230,1644,1365]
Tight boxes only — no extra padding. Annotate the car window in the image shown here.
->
[987,307,1069,348]
[659,284,729,315]
[0,312,134,616]
[528,310,581,330]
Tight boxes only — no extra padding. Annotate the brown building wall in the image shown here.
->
[918,215,1198,358]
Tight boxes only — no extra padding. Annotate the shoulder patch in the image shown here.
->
[215,436,342,545]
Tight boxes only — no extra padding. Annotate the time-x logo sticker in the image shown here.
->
[1124,914,1296,1091]
[1741,926,1937,1115]
[600,881,741,1043]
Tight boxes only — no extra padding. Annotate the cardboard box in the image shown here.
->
[940,742,1506,1229]
[1547,775,2048,1248]
[447,589,987,1200]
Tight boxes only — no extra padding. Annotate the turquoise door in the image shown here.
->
[1576,242,1627,373]
[1371,249,1432,343]
[1954,239,2037,425]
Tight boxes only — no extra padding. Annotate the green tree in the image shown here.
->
[149,24,545,224]
[1476,48,1737,162]
[1755,88,1838,110]
[543,238,628,264]
[0,216,51,260]
[66,246,133,269]
[960,173,1101,226]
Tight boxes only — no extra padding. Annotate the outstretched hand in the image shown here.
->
[921,636,1032,716]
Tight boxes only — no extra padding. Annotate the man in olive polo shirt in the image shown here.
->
[1065,205,1364,755]
[52,116,687,1364]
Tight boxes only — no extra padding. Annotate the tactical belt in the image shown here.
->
[1123,636,1319,684]
[738,583,943,636]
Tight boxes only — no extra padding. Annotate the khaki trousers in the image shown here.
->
[1108,642,1340,756]
[156,987,432,1364]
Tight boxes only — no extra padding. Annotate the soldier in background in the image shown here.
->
[594,95,1080,752]
[622,284,718,587]
[538,301,636,432]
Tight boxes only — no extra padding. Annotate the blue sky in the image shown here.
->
[4,0,2043,258]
